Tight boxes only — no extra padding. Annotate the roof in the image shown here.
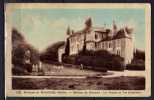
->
[68,29,85,38]
[59,43,66,49]
[112,28,131,39]
[92,27,106,32]
[97,28,132,43]
[68,26,110,38]
[68,24,132,41]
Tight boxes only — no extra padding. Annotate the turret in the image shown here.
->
[85,17,92,29]
[125,26,133,34]
[72,30,74,34]
[113,20,117,33]
[66,26,71,36]
[125,25,134,38]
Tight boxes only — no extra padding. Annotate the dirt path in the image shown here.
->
[106,70,145,77]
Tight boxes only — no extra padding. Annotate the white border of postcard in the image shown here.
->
[5,3,151,97]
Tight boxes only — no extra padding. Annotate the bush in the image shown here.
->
[62,50,125,71]
[126,49,145,71]
[12,65,29,75]
[134,49,145,60]
[126,64,145,70]
[12,28,40,74]
[62,55,77,65]
[40,41,65,63]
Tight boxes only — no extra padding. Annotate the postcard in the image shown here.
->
[5,3,151,97]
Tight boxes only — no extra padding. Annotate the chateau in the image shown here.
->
[58,18,134,65]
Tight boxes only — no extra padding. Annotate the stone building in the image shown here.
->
[58,45,65,62]
[58,18,134,65]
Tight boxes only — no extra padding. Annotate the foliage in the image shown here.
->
[40,41,65,63]
[126,63,145,70]
[63,50,124,71]
[12,28,39,74]
[126,49,145,70]
[134,49,145,60]
[64,38,70,55]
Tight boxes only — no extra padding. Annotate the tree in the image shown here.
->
[63,50,124,71]
[134,49,145,60]
[64,38,70,55]
[40,41,65,63]
[12,28,39,74]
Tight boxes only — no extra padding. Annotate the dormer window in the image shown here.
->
[102,34,106,39]
[106,29,111,33]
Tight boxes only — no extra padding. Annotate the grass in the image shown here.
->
[12,76,145,90]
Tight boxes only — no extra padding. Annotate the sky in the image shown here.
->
[11,8,145,52]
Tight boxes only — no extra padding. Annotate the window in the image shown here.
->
[95,43,99,49]
[109,42,112,48]
[117,50,121,56]
[102,34,106,39]
[117,50,119,55]
[117,39,121,47]
[104,42,107,48]
[101,43,104,49]
[77,44,79,52]
[106,42,109,48]
[95,34,98,39]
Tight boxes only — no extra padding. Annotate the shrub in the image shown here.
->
[126,50,145,71]
[40,41,65,63]
[62,50,125,71]
[12,65,29,75]
[126,59,145,70]
[134,49,145,60]
[126,64,145,70]
[62,55,77,65]
[12,28,40,74]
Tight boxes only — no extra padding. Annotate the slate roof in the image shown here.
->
[92,27,106,33]
[68,26,132,41]
[68,29,84,37]
[68,27,108,38]
[112,28,131,39]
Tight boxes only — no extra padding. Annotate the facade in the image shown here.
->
[58,44,65,62]
[58,18,134,65]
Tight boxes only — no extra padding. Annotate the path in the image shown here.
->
[12,70,145,79]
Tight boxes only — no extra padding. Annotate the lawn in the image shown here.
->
[12,76,145,90]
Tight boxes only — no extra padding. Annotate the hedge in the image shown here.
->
[62,50,125,71]
[126,64,145,70]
